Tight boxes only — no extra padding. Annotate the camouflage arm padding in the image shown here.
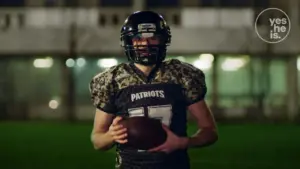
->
[89,70,117,114]
[180,63,207,105]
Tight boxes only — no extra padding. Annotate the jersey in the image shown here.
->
[89,59,207,169]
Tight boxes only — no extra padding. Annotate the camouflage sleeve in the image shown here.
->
[181,63,207,106]
[89,71,117,114]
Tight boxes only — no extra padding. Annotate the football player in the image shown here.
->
[89,11,218,169]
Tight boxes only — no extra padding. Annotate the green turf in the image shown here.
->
[0,122,299,169]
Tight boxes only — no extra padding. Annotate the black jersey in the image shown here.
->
[89,59,207,169]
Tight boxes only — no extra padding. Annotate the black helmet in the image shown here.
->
[120,11,171,66]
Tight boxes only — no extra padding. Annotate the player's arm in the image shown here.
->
[185,100,218,148]
[91,109,115,150]
[91,109,127,151]
[182,64,218,148]
[89,72,127,151]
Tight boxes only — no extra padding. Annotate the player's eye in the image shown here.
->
[148,38,159,45]
[150,37,158,40]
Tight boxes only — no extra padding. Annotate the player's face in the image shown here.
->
[132,33,160,56]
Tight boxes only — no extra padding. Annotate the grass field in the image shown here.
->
[0,121,299,169]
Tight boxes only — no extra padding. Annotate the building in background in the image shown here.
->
[0,0,299,122]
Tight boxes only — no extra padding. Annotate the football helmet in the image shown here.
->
[120,11,171,66]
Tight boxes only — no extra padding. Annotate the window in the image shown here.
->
[172,14,180,25]
[0,0,24,7]
[98,14,106,26]
[201,0,217,7]
[298,57,300,94]
[254,0,269,8]
[45,0,59,7]
[64,0,78,7]
[112,14,119,25]
[217,55,252,108]
[201,0,267,7]
[220,0,252,7]
[100,0,132,7]
[146,0,178,8]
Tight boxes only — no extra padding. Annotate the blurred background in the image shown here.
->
[0,0,299,169]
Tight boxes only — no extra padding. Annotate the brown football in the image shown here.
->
[119,116,167,150]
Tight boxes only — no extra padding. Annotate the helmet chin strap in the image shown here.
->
[134,54,164,66]
[134,61,157,66]
[130,58,158,66]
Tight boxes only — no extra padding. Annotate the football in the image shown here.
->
[119,116,167,150]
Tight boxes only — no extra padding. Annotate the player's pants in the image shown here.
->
[116,150,190,169]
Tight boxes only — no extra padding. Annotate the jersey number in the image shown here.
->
[128,105,173,126]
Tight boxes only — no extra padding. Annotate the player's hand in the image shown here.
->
[148,124,188,154]
[108,116,128,144]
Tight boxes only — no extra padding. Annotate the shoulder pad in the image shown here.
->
[89,65,121,113]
